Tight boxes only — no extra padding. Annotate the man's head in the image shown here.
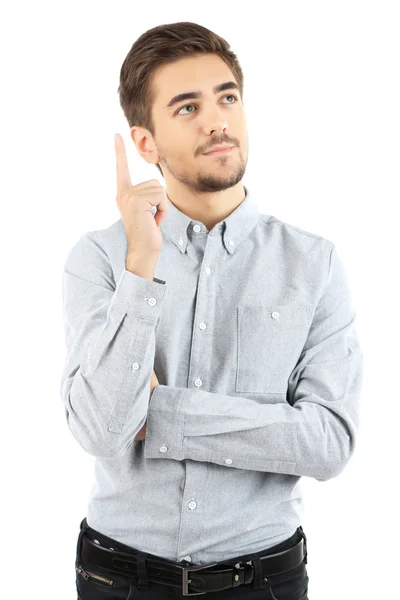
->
[118,22,248,195]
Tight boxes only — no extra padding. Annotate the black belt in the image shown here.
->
[79,533,307,596]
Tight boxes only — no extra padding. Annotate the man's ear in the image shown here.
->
[130,126,160,166]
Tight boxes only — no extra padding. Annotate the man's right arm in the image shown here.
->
[60,231,166,458]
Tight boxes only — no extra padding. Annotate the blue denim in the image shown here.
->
[75,517,309,599]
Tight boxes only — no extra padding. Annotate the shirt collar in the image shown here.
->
[160,185,261,254]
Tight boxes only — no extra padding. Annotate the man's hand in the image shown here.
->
[134,369,159,441]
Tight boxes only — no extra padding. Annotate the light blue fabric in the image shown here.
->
[60,185,363,564]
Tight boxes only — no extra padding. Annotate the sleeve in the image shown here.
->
[143,243,364,482]
[60,231,167,458]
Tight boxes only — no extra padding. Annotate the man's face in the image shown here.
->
[142,53,248,193]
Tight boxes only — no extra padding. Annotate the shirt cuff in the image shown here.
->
[143,384,186,460]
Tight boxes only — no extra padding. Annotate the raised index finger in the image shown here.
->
[115,133,132,195]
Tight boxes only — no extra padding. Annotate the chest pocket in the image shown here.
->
[235,303,313,394]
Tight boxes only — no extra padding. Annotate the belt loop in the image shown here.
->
[251,556,268,591]
[75,517,90,567]
[298,526,308,564]
[136,551,150,590]
[80,518,89,534]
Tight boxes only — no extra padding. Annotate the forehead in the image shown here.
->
[151,54,237,106]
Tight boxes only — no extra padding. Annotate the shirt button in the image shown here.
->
[194,378,202,387]
[178,238,184,245]
[132,362,140,371]
[147,297,157,306]
[182,556,192,562]
[193,225,201,232]
[228,240,235,246]
[271,311,280,319]
[225,458,232,465]
[188,501,197,510]
[199,322,206,330]
[159,445,168,453]
[205,267,211,275]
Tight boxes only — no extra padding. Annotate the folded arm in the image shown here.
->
[144,244,364,482]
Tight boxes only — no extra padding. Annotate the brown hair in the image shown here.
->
[117,21,244,177]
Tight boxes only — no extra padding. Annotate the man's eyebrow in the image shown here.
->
[166,81,240,109]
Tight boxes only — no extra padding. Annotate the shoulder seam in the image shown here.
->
[259,215,326,241]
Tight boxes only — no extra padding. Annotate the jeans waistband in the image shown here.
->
[79,517,307,566]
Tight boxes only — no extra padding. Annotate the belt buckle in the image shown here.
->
[181,562,219,596]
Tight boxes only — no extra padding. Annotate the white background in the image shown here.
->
[1,1,399,598]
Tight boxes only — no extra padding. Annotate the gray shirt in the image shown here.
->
[60,185,363,565]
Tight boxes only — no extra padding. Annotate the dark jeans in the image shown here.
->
[75,517,309,599]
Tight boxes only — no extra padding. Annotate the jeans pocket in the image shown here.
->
[76,563,134,599]
[75,522,135,600]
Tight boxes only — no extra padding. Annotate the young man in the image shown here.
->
[62,21,363,600]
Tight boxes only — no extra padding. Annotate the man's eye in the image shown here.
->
[177,94,238,115]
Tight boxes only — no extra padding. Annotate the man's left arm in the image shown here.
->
[144,244,364,482]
